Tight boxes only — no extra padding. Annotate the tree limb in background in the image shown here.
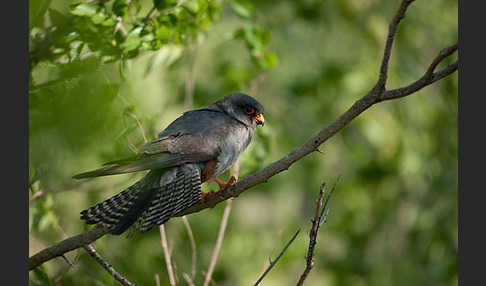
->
[254,229,301,286]
[82,244,136,286]
[296,179,338,286]
[159,224,177,286]
[28,0,458,271]
[182,216,197,282]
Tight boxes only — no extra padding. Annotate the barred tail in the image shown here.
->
[80,165,202,235]
[136,166,202,233]
[80,171,159,235]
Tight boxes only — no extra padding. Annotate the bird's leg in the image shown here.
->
[202,176,237,202]
[214,176,237,191]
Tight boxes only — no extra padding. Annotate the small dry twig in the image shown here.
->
[296,178,338,286]
[83,244,136,286]
[182,216,197,281]
[254,229,301,286]
[183,273,196,286]
[159,224,177,286]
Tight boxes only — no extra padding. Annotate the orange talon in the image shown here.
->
[214,175,237,190]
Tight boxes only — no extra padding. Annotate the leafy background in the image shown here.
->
[29,0,458,285]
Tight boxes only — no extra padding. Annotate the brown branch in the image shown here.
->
[182,216,197,281]
[200,271,218,286]
[375,0,416,92]
[182,273,196,286]
[83,244,136,286]
[380,44,458,101]
[254,229,301,286]
[29,180,88,203]
[29,224,111,270]
[159,224,177,286]
[28,0,458,271]
[296,179,338,286]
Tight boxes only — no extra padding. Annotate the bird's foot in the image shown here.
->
[201,176,237,206]
[214,176,237,191]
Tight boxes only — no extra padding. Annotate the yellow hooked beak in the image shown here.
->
[254,113,264,126]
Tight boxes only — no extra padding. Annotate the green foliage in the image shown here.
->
[29,0,457,285]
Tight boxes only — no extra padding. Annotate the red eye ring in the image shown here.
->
[244,106,255,115]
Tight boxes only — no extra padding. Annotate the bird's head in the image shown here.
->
[216,92,265,128]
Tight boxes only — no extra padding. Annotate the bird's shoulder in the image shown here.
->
[138,109,242,158]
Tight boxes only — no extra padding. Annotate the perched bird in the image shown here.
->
[73,92,265,235]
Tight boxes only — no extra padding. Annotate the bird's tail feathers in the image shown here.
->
[80,172,159,235]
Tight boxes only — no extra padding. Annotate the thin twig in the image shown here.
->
[29,180,88,203]
[83,244,136,286]
[375,0,416,92]
[254,229,301,286]
[29,190,45,202]
[380,49,458,101]
[127,112,148,144]
[155,274,161,286]
[182,216,197,281]
[200,271,218,286]
[159,225,177,286]
[203,200,232,286]
[296,179,337,286]
[182,273,196,286]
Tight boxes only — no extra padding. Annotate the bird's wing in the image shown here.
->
[73,109,229,180]
[73,135,218,179]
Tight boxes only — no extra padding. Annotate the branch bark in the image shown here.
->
[28,0,458,271]
[83,244,136,286]
[159,225,177,286]
[296,180,337,286]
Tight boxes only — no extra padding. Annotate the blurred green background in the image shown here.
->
[29,0,458,285]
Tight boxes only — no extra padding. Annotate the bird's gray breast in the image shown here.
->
[214,126,252,177]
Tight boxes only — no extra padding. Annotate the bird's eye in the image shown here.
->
[244,106,255,115]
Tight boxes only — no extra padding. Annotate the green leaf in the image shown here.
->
[101,18,116,27]
[32,267,52,286]
[48,8,70,27]
[38,211,58,232]
[120,26,143,51]
[154,0,177,10]
[230,0,254,19]
[91,11,107,24]
[156,25,170,41]
[182,0,200,15]
[261,51,279,69]
[70,3,99,17]
[113,0,128,17]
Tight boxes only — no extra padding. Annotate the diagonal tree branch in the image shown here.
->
[83,244,136,286]
[28,0,458,271]
[375,0,416,92]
